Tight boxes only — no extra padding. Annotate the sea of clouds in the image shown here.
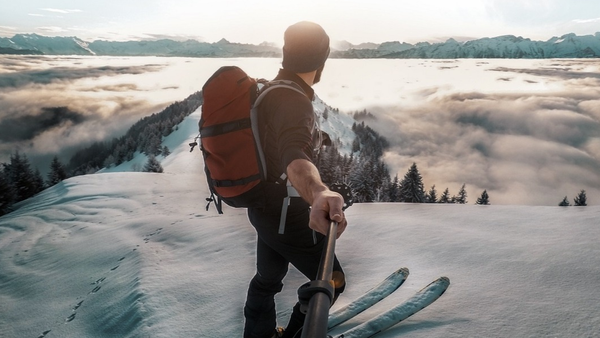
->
[0,56,598,205]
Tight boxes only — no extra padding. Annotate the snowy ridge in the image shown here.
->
[2,104,600,337]
[384,33,600,58]
[3,32,600,58]
[314,94,358,155]
[0,34,280,57]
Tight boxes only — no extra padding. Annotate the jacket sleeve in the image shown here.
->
[268,89,315,172]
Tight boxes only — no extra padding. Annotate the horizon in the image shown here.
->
[3,30,600,48]
[1,1,600,45]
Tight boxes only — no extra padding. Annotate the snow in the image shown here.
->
[2,107,600,338]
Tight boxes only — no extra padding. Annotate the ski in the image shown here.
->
[333,276,450,338]
[328,267,410,330]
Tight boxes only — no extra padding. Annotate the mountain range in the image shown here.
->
[1,32,600,58]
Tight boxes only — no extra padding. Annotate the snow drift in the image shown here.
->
[1,106,600,338]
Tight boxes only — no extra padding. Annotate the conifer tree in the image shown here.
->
[388,174,400,202]
[439,188,451,203]
[574,190,587,206]
[398,163,425,203]
[7,152,40,202]
[351,138,361,153]
[454,184,468,204]
[47,156,68,186]
[426,185,438,203]
[559,196,570,206]
[0,170,15,216]
[476,190,490,205]
[348,156,376,202]
[143,156,164,173]
[33,168,45,193]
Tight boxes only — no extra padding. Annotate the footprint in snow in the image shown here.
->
[91,277,106,285]
[73,300,84,311]
[66,313,76,322]
[37,330,51,338]
[143,227,163,243]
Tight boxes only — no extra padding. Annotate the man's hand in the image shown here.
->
[309,189,347,238]
[286,159,348,238]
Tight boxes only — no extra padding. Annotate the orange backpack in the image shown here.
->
[196,66,305,213]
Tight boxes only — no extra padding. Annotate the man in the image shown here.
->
[243,21,347,338]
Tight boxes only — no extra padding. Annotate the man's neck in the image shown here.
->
[296,71,316,87]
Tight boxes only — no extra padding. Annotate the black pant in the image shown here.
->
[243,200,345,338]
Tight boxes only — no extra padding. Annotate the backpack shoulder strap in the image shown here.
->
[250,80,308,182]
[254,80,307,107]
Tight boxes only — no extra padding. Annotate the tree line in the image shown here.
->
[316,118,490,205]
[0,92,202,216]
[559,190,588,206]
[1,99,591,216]
[69,91,202,175]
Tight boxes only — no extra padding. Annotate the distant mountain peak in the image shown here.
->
[2,31,600,59]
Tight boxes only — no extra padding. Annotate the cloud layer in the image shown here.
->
[359,61,600,205]
[1,56,598,206]
[0,56,174,173]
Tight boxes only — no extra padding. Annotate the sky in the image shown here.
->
[1,108,599,337]
[1,0,600,44]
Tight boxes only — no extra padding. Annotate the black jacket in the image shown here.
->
[257,68,317,183]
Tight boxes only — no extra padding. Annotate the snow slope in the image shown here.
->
[1,108,600,338]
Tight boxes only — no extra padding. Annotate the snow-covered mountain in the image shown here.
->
[0,34,92,55]
[0,34,280,57]
[383,33,600,58]
[2,103,600,338]
[3,32,600,58]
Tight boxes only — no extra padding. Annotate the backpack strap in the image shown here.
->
[251,80,307,181]
[252,81,307,234]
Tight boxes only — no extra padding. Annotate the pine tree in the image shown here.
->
[476,190,490,205]
[439,188,451,203]
[143,156,164,173]
[454,184,468,204]
[47,156,68,186]
[388,174,400,202]
[426,185,438,203]
[559,196,570,206]
[348,156,376,202]
[398,163,425,203]
[574,190,587,206]
[351,138,361,153]
[32,168,45,193]
[0,169,15,216]
[6,151,39,202]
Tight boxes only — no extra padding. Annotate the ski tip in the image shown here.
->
[418,276,450,292]
[435,276,450,286]
[382,267,409,282]
[397,267,410,276]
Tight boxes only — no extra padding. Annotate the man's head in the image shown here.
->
[282,21,330,80]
